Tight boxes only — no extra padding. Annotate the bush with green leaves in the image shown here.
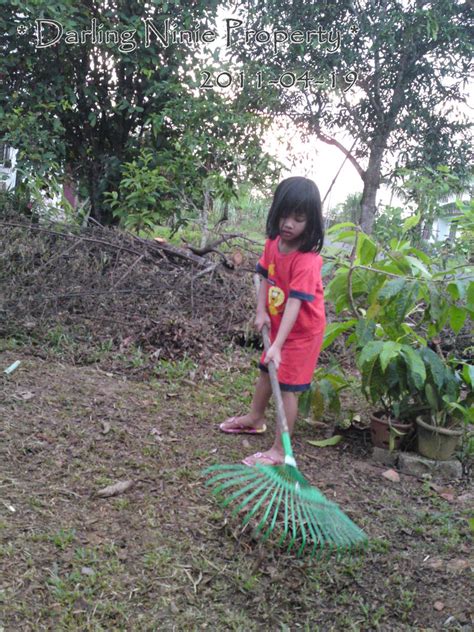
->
[414,348,473,428]
[105,149,178,234]
[356,340,473,427]
[372,205,405,244]
[320,215,473,431]
[356,340,426,421]
[448,198,474,260]
[298,368,352,423]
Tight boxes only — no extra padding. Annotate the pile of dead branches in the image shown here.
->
[0,211,261,366]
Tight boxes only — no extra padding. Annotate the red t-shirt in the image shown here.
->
[256,237,326,340]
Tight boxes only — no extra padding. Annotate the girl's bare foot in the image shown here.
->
[219,414,267,434]
[242,448,285,466]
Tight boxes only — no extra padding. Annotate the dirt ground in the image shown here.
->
[1,347,473,631]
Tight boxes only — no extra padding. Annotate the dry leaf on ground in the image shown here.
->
[446,559,471,573]
[382,469,400,483]
[96,480,134,498]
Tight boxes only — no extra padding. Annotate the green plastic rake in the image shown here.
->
[203,275,368,557]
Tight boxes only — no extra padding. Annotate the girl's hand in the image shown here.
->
[254,310,271,332]
[263,343,281,370]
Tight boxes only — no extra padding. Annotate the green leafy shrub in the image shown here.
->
[105,149,177,234]
[321,218,473,434]
[299,368,352,421]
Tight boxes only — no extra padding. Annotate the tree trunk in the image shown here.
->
[351,202,362,224]
[88,171,103,225]
[448,219,457,242]
[422,219,433,240]
[360,138,386,234]
[218,200,229,224]
[200,187,212,249]
[87,160,117,226]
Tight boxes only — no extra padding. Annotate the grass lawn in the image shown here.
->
[1,345,472,631]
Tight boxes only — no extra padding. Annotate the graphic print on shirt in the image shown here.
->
[268,285,285,315]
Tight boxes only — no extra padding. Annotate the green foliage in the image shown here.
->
[103,92,279,236]
[8,165,92,226]
[357,342,419,419]
[49,528,76,550]
[327,223,473,341]
[356,339,472,426]
[223,182,275,230]
[229,1,472,231]
[307,435,342,448]
[448,198,474,258]
[322,320,358,350]
[1,0,277,228]
[392,166,470,243]
[416,348,474,428]
[328,193,362,226]
[0,185,31,218]
[105,149,176,233]
[299,368,352,421]
[324,223,473,427]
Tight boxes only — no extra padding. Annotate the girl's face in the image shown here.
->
[279,212,307,243]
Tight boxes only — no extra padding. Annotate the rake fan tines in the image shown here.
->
[205,463,368,557]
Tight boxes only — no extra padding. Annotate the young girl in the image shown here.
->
[220,176,326,466]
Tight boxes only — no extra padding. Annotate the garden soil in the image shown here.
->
[1,347,472,631]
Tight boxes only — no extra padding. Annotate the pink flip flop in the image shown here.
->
[242,452,283,467]
[219,417,267,435]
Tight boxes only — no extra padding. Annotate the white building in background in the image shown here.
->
[427,193,472,243]
[0,141,69,221]
[0,143,18,190]
[428,210,457,242]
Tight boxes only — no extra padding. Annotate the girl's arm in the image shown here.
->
[263,298,302,368]
[256,275,267,315]
[255,276,270,331]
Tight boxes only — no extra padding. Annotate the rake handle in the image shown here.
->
[253,274,292,444]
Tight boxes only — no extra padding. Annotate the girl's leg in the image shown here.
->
[243,390,299,465]
[220,371,272,430]
[250,371,272,421]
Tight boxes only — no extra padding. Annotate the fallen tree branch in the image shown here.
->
[0,220,212,268]
[194,263,219,279]
[185,234,241,256]
[111,254,146,289]
[34,237,85,275]
[0,221,145,258]
[0,211,258,365]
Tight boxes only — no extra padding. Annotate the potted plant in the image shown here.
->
[413,348,473,460]
[357,340,425,450]
[321,220,473,456]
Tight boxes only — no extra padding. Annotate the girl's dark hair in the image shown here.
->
[266,176,324,253]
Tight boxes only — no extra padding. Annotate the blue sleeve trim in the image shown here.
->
[256,262,268,278]
[289,289,315,302]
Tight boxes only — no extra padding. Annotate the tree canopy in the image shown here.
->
[226,0,472,232]
[0,0,277,226]
[1,1,471,233]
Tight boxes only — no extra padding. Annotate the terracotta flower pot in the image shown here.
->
[370,413,413,450]
[416,416,463,461]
